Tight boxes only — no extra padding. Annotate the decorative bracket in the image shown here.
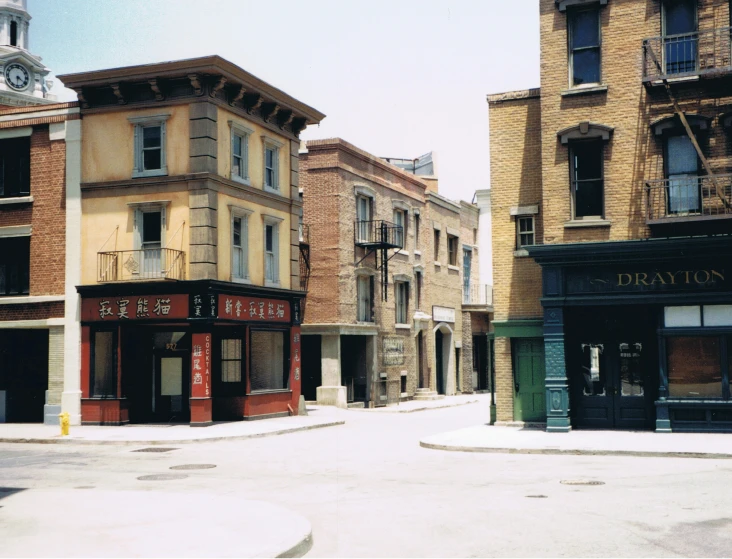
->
[210,76,227,98]
[188,73,203,96]
[262,103,280,123]
[230,85,246,106]
[292,117,307,136]
[148,78,164,101]
[74,88,89,109]
[245,94,264,115]
[110,83,126,105]
[278,111,295,130]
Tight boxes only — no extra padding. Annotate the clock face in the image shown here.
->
[5,63,30,91]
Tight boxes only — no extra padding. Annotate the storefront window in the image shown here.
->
[221,339,242,382]
[92,330,117,397]
[667,337,722,398]
[619,342,644,397]
[250,330,287,392]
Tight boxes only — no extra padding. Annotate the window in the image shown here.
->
[0,236,29,295]
[356,195,372,243]
[221,339,242,383]
[231,212,249,281]
[415,271,422,310]
[263,218,280,286]
[134,207,164,278]
[0,137,30,199]
[434,229,441,261]
[570,140,604,219]
[130,114,169,178]
[463,248,472,296]
[665,134,700,214]
[261,138,282,192]
[516,216,535,249]
[447,235,458,266]
[230,124,251,183]
[357,275,374,322]
[395,281,409,324]
[568,7,600,86]
[250,330,287,392]
[9,20,17,47]
[92,330,117,398]
[667,337,722,398]
[663,0,697,75]
[414,213,421,250]
[393,208,407,248]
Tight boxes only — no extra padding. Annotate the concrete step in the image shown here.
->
[413,390,443,401]
[347,402,365,409]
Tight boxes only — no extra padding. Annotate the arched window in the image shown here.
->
[9,20,17,47]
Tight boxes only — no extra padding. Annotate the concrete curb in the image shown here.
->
[419,440,732,459]
[0,419,345,446]
[277,529,313,558]
[348,399,479,414]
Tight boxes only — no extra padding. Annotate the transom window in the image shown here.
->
[570,140,604,219]
[0,137,30,199]
[568,7,601,86]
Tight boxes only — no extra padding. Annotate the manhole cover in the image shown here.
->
[169,464,217,470]
[132,447,179,453]
[560,480,605,486]
[137,474,188,481]
[526,494,548,498]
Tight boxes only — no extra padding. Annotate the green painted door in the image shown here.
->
[513,339,546,422]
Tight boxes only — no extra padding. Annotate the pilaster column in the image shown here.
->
[316,334,346,408]
[544,305,571,432]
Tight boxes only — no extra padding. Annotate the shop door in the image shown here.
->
[513,339,546,422]
[152,351,189,422]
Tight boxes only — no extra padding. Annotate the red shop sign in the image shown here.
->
[81,294,189,322]
[217,295,290,323]
[191,333,212,399]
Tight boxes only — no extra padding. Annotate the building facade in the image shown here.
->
[59,56,324,425]
[489,0,732,432]
[300,138,489,407]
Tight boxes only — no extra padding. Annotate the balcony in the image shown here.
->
[462,283,493,309]
[645,174,732,224]
[98,248,186,282]
[643,27,732,83]
[354,220,404,249]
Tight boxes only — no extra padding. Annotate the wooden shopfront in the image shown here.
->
[77,281,303,425]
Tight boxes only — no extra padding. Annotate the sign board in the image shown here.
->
[190,293,217,319]
[432,306,455,323]
[82,294,188,322]
[383,337,405,366]
[191,333,212,398]
[292,327,301,382]
[218,295,290,322]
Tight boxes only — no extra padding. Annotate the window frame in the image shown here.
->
[569,139,605,220]
[0,233,30,296]
[393,207,408,249]
[261,136,284,193]
[356,273,375,323]
[516,216,536,249]
[230,206,252,283]
[414,211,421,251]
[447,234,459,266]
[262,215,282,287]
[567,5,602,88]
[0,134,31,199]
[248,327,290,394]
[415,270,423,311]
[129,114,170,179]
[433,229,441,262]
[663,132,702,215]
[229,121,253,185]
[90,328,118,399]
[395,280,410,325]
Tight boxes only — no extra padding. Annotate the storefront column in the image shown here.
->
[317,334,346,408]
[190,333,212,426]
[544,306,571,432]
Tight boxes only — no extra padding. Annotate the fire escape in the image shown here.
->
[354,220,404,301]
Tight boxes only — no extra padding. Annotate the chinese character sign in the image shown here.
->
[191,333,212,399]
[82,295,188,321]
[291,326,301,383]
[217,295,290,323]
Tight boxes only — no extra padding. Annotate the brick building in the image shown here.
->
[299,138,490,407]
[0,0,81,425]
[489,0,732,432]
[59,56,323,425]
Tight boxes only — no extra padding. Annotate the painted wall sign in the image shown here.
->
[191,333,212,398]
[190,293,217,319]
[432,305,456,323]
[292,328,301,382]
[383,337,405,366]
[81,294,188,321]
[217,295,291,323]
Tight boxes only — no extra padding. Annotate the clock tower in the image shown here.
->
[0,0,54,107]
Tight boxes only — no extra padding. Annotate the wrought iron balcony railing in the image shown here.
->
[462,283,493,307]
[645,174,732,224]
[98,248,186,282]
[643,27,732,82]
[354,220,404,249]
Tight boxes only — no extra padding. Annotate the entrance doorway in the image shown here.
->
[301,335,321,401]
[417,331,427,389]
[473,335,489,391]
[434,324,452,395]
[513,338,546,422]
[0,330,48,422]
[341,335,369,404]
[567,307,657,430]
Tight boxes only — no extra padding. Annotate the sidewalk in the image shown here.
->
[420,424,732,459]
[349,393,481,413]
[0,407,344,445]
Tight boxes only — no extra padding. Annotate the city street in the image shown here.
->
[2,397,732,557]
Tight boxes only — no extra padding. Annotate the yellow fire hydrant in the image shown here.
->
[59,412,70,436]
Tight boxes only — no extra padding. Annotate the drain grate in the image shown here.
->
[560,480,605,486]
[132,447,179,453]
[137,474,188,481]
[169,464,217,471]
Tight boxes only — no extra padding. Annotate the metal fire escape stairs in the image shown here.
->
[354,220,404,302]
[644,46,732,210]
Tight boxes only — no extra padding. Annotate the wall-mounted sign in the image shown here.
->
[383,337,405,366]
[432,306,455,323]
[218,295,290,323]
[81,294,188,322]
[190,293,217,319]
[191,333,211,398]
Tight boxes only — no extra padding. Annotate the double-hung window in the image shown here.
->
[221,338,243,383]
[570,140,604,219]
[393,208,407,249]
[447,235,458,266]
[433,229,441,261]
[663,0,697,75]
[0,136,30,199]
[357,275,374,322]
[229,122,252,184]
[665,134,700,214]
[395,281,409,324]
[230,208,250,282]
[263,216,281,286]
[516,216,535,249]
[130,114,169,178]
[356,194,372,243]
[414,212,421,251]
[568,7,601,86]
[262,137,283,193]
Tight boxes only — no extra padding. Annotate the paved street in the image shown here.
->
[2,397,732,557]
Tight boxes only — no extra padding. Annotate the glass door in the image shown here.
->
[152,332,189,422]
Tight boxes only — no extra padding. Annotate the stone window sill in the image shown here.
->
[397,249,409,257]
[395,323,411,330]
[447,265,460,272]
[434,262,442,268]
[560,84,608,97]
[564,219,611,229]
[414,250,422,257]
[132,168,167,179]
[0,196,33,205]
[514,249,530,258]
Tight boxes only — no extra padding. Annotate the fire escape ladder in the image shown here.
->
[645,45,732,210]
[299,243,310,291]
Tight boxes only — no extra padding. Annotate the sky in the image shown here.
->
[31,0,540,203]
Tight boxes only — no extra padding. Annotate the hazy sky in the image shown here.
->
[32,0,540,203]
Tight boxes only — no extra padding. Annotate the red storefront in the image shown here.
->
[77,281,303,425]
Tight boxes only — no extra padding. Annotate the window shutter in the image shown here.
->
[133,209,143,250]
[242,215,249,278]
[133,125,141,173]
[243,134,249,180]
[160,122,167,173]
[231,132,236,175]
[274,147,279,189]
[273,223,279,282]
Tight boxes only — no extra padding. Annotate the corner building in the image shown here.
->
[489,0,732,432]
[59,57,324,425]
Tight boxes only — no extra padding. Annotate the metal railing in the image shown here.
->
[462,283,493,307]
[354,220,404,249]
[643,27,732,81]
[645,174,732,223]
[299,223,310,244]
[97,248,186,282]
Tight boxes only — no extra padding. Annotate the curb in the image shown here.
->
[419,440,732,459]
[0,420,345,446]
[277,529,313,558]
[348,399,480,414]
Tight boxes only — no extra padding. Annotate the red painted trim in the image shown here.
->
[80,326,91,399]
[116,325,123,398]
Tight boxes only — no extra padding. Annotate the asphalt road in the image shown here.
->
[2,398,732,557]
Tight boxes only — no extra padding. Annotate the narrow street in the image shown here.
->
[2,398,732,557]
